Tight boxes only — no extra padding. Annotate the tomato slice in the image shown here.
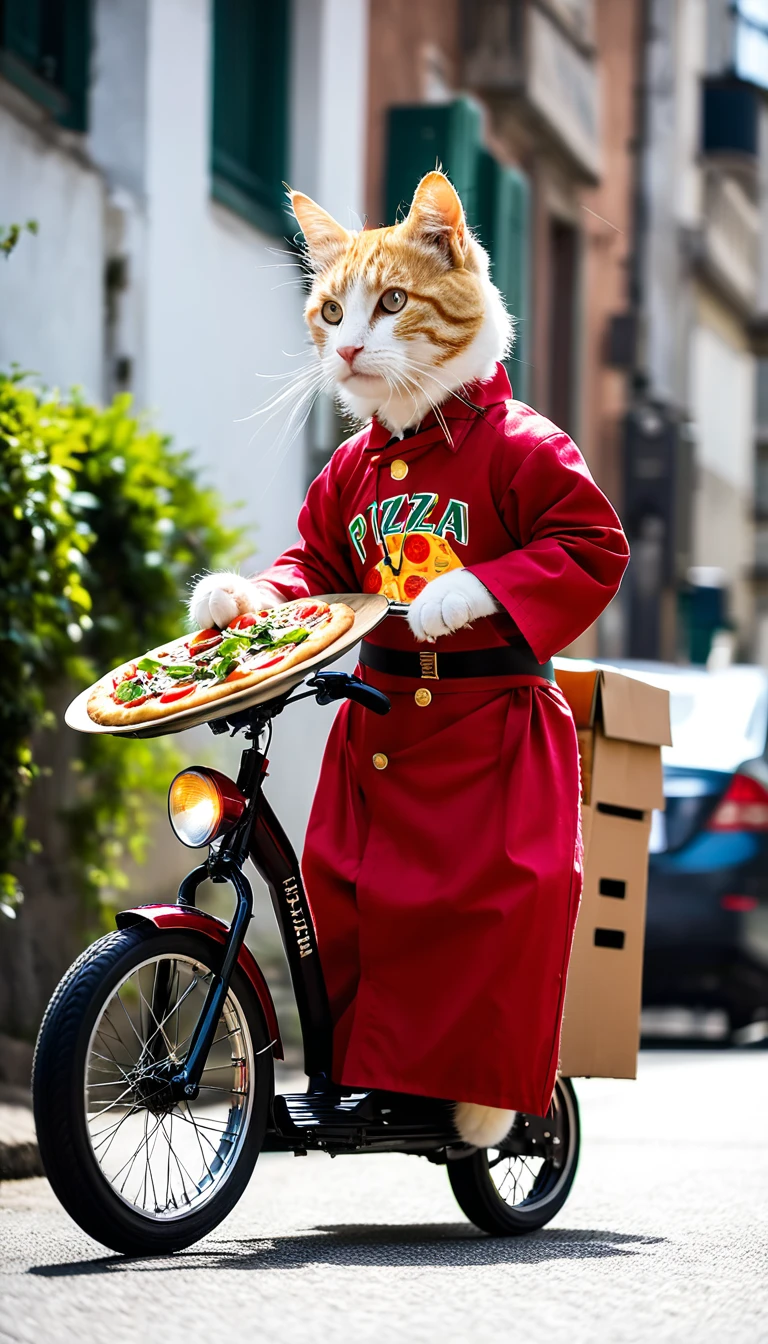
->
[230,613,258,631]
[226,652,285,682]
[404,574,427,601]
[403,533,431,564]
[159,682,197,704]
[111,692,150,708]
[363,568,383,593]
[295,601,328,620]
[188,628,223,655]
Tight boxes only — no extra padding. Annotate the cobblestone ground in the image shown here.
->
[1,1049,766,1344]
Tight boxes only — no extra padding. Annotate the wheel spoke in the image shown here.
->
[83,951,254,1225]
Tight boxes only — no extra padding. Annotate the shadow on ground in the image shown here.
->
[29,1224,666,1277]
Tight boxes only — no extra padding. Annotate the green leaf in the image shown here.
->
[270,627,309,647]
[215,635,251,658]
[0,368,249,919]
[210,656,238,680]
[136,656,162,673]
[114,680,145,703]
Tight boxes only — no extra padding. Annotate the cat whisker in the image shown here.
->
[253,370,335,492]
[239,364,326,423]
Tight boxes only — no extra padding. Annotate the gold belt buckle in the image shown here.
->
[419,651,439,680]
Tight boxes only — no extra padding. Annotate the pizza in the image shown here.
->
[362,532,462,603]
[87,598,355,726]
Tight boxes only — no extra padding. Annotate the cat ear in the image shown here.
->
[403,172,468,268]
[289,190,351,271]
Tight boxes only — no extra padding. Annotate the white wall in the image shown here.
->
[690,309,756,637]
[141,0,369,851]
[0,86,105,396]
[691,322,755,496]
[0,0,370,862]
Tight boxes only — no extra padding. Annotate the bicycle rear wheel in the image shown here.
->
[33,924,273,1255]
[447,1078,580,1235]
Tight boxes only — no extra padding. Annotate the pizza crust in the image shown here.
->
[87,602,355,727]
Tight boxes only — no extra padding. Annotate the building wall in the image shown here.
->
[365,0,462,225]
[0,0,371,886]
[581,0,640,504]
[571,0,641,656]
[139,0,369,859]
[0,84,105,398]
[690,287,756,645]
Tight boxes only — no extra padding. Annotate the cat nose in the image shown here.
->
[338,345,364,367]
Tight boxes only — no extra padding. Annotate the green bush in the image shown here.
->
[0,371,242,919]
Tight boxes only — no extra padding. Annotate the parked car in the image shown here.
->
[606,661,768,1035]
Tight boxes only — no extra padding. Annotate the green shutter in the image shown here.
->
[476,151,531,401]
[211,0,289,236]
[384,98,482,227]
[0,0,89,130]
[58,0,90,131]
[2,0,42,66]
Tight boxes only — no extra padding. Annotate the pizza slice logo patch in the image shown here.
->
[363,532,463,602]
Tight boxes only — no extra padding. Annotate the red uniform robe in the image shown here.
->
[260,364,629,1115]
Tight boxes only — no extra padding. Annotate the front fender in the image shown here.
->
[116,903,284,1059]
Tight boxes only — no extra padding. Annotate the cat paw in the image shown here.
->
[189,572,281,630]
[407,570,498,642]
[454,1102,516,1149]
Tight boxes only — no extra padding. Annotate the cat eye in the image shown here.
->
[321,300,343,325]
[379,288,408,314]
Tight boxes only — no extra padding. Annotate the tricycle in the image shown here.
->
[32,597,580,1256]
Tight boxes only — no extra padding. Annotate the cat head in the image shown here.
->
[290,172,512,436]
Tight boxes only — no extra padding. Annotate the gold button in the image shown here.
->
[390,459,408,480]
[414,688,432,707]
[372,752,388,770]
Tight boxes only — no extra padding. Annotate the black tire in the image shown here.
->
[33,924,273,1256]
[447,1078,580,1236]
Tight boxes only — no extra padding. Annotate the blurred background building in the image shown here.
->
[3,0,768,1031]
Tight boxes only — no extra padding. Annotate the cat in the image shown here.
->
[191,172,517,1150]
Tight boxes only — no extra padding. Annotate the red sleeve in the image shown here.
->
[467,430,629,663]
[256,457,358,600]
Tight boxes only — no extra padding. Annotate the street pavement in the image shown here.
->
[0,1049,766,1344]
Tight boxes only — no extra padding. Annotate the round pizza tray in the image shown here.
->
[64,593,390,740]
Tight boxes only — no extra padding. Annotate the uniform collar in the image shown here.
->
[365,362,512,456]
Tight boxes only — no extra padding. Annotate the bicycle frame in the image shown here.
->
[114,670,570,1165]
[116,673,372,1104]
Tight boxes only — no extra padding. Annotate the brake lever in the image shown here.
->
[308,671,390,715]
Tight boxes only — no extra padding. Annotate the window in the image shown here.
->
[476,151,531,402]
[384,98,482,226]
[0,0,90,130]
[384,103,532,402]
[548,219,578,434]
[211,0,289,236]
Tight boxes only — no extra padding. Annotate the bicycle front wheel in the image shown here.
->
[33,924,273,1255]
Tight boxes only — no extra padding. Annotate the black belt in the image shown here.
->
[360,641,555,683]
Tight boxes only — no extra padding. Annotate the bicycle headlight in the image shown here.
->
[168,768,246,848]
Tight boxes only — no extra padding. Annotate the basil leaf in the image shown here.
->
[137,656,162,674]
[164,664,197,678]
[216,636,251,658]
[115,680,145,703]
[211,656,238,680]
[270,627,309,647]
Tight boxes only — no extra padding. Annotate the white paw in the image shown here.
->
[407,569,498,643]
[189,572,280,630]
[454,1102,516,1148]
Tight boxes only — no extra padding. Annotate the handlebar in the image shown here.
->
[308,670,390,716]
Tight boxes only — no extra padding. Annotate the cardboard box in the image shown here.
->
[553,661,672,1079]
